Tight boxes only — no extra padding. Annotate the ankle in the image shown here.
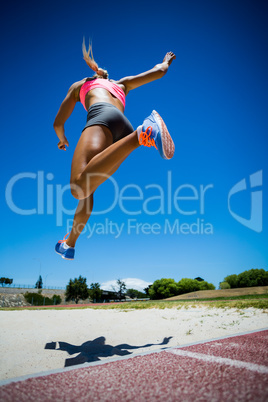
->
[66,240,75,248]
[136,125,142,139]
[132,130,141,147]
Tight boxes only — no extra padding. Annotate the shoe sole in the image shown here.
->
[153,110,175,159]
[62,256,74,260]
[55,249,74,260]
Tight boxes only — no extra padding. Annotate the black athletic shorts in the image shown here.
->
[82,102,134,143]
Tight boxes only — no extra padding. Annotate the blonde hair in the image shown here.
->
[82,38,108,78]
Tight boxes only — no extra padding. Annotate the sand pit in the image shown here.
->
[0,307,267,381]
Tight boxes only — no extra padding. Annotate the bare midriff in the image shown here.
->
[81,86,125,113]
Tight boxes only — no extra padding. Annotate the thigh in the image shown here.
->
[70,125,113,183]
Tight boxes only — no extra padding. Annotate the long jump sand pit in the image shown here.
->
[0,305,267,381]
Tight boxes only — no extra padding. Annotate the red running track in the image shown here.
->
[0,329,267,401]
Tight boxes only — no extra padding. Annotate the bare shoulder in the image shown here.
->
[68,78,88,101]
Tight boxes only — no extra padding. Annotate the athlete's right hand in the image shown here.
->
[58,138,69,151]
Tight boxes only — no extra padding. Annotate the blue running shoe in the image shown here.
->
[138,110,175,159]
[55,233,75,260]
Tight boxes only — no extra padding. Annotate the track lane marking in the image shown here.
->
[167,349,268,374]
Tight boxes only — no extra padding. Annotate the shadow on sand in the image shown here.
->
[45,336,172,367]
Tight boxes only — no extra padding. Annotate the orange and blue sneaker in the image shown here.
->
[138,110,175,159]
[55,233,75,260]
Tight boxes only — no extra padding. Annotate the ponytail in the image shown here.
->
[82,38,109,79]
[82,38,99,72]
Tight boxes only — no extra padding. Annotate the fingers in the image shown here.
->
[58,140,69,151]
[58,144,66,151]
[167,51,176,60]
[163,51,176,65]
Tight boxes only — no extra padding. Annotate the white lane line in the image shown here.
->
[1,328,267,387]
[167,349,268,374]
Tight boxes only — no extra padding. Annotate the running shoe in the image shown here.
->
[55,233,75,260]
[138,110,175,159]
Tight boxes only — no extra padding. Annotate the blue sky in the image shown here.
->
[1,0,267,291]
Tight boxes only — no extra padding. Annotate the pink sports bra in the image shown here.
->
[80,78,126,111]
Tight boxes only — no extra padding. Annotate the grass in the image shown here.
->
[175,294,268,301]
[167,286,268,300]
[1,297,268,311]
[89,299,268,310]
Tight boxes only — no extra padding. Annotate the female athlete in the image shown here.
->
[54,40,176,259]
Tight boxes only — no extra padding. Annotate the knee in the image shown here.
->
[70,179,86,200]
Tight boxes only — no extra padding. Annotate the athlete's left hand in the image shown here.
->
[163,52,176,66]
[58,138,69,151]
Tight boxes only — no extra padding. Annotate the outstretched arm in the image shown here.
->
[53,81,82,150]
[117,52,176,94]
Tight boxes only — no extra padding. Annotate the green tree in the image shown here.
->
[237,269,268,288]
[88,283,102,302]
[224,269,268,288]
[35,275,43,289]
[115,279,126,300]
[65,275,89,304]
[198,281,215,291]
[0,277,13,287]
[144,285,151,296]
[0,277,6,287]
[219,281,231,289]
[126,288,147,299]
[24,292,61,306]
[149,279,179,300]
[224,274,238,288]
[176,278,215,295]
[177,278,201,295]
